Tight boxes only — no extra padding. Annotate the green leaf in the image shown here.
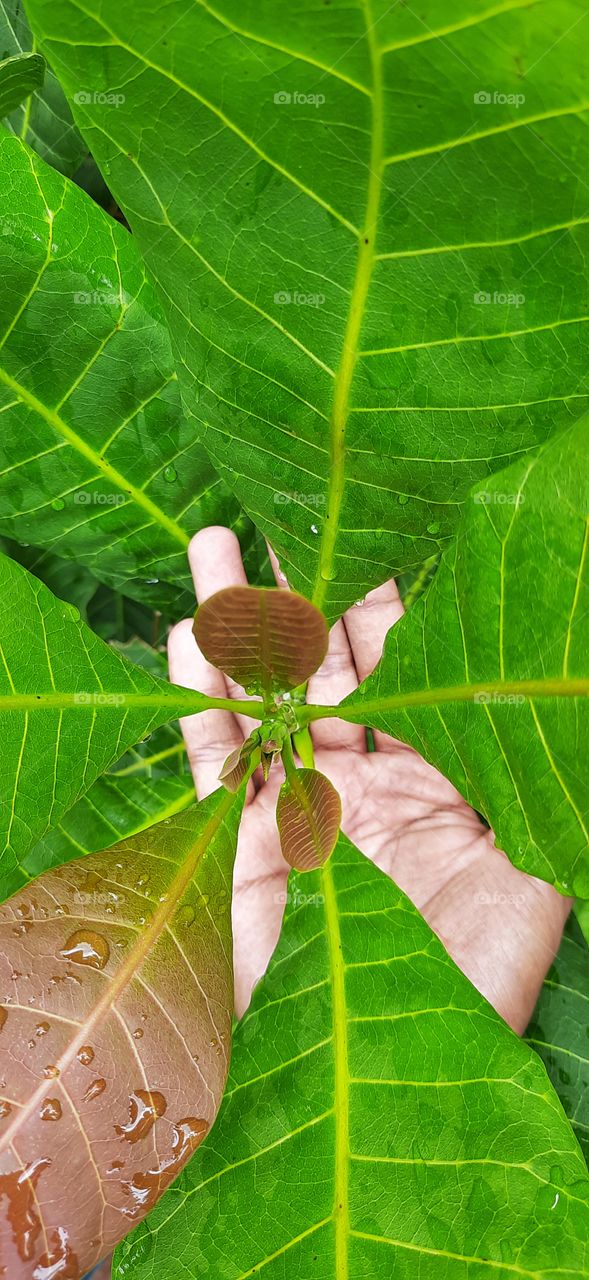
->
[114,836,589,1279]
[0,790,242,1277]
[0,0,85,175]
[338,415,589,895]
[0,552,221,900]
[23,0,589,619]
[0,132,255,615]
[0,49,44,114]
[526,916,589,1168]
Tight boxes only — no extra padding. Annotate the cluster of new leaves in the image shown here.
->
[0,0,588,1277]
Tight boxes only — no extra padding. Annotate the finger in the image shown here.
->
[188,527,259,741]
[343,580,405,753]
[306,620,365,751]
[168,619,246,800]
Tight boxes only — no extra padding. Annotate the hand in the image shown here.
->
[168,526,570,1033]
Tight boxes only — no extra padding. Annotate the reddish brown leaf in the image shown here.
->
[218,733,260,792]
[0,789,241,1279]
[276,769,342,872]
[193,586,328,700]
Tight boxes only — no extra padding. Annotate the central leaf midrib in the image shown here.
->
[313,0,384,609]
[322,857,350,1276]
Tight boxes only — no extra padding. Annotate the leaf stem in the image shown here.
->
[298,677,589,725]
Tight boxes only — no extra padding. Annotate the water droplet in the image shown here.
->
[427,521,440,535]
[40,1098,62,1122]
[0,1008,7,1032]
[354,598,365,608]
[310,524,318,535]
[133,1028,143,1039]
[176,904,196,928]
[115,1089,167,1143]
[43,1065,60,1079]
[31,1225,78,1280]
[59,929,110,970]
[51,498,65,512]
[0,1101,11,1118]
[77,1045,94,1067]
[121,1117,208,1217]
[163,464,177,483]
[84,1078,107,1103]
[397,493,409,505]
[144,577,159,585]
[135,874,150,889]
[0,1159,51,1262]
[35,1022,50,1038]
[106,1160,124,1175]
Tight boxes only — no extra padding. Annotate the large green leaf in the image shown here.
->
[0,132,254,615]
[335,415,589,896]
[23,0,589,619]
[0,49,44,115]
[526,916,589,1168]
[0,553,226,900]
[0,0,86,175]
[114,835,589,1278]
[23,640,194,878]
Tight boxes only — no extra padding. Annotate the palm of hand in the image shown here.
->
[169,528,569,1033]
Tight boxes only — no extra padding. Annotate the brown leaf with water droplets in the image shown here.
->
[194,586,328,699]
[276,769,341,872]
[0,788,241,1279]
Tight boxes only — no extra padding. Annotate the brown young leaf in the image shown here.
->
[0,789,241,1279]
[193,586,328,699]
[218,732,260,792]
[276,769,341,872]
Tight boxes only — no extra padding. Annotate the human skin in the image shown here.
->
[168,526,571,1033]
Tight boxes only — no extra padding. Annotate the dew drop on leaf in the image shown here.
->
[398,493,408,505]
[59,930,110,970]
[40,1098,62,1122]
[115,1089,167,1143]
[427,521,440,534]
[50,498,65,512]
[43,1065,60,1079]
[35,1022,50,1037]
[84,1078,107,1103]
[0,1101,11,1118]
[76,1045,94,1067]
[0,1008,7,1032]
[163,464,177,482]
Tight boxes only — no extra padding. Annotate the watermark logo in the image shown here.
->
[274,889,325,908]
[475,890,526,908]
[274,290,325,307]
[74,290,121,306]
[73,492,126,506]
[474,90,525,108]
[474,290,525,307]
[274,492,325,507]
[73,692,126,706]
[473,491,525,506]
[473,691,525,706]
[273,90,325,108]
[74,90,125,107]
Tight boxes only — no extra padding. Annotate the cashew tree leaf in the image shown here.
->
[0,789,242,1278]
[114,835,589,1279]
[526,916,589,1168]
[339,415,589,896]
[0,0,86,175]
[0,49,44,115]
[194,586,328,698]
[22,0,589,620]
[0,133,256,615]
[0,553,224,900]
